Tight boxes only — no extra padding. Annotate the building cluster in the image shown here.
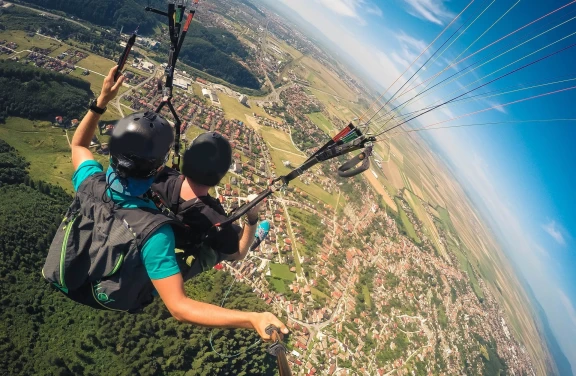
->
[55,48,88,65]
[26,50,75,74]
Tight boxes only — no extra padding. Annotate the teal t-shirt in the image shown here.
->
[72,160,179,280]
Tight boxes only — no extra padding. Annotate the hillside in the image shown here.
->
[11,0,161,35]
[0,61,93,122]
[0,139,278,375]
[179,37,261,89]
[11,1,262,89]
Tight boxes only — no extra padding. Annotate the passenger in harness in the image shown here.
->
[151,132,264,280]
[42,67,288,340]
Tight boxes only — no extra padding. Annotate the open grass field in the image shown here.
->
[270,277,287,294]
[269,35,303,60]
[362,285,372,307]
[380,158,405,190]
[185,124,204,143]
[0,30,121,80]
[364,167,397,212]
[312,287,330,301]
[301,57,356,102]
[0,30,58,52]
[306,112,335,136]
[405,191,448,261]
[190,83,205,100]
[218,93,281,123]
[270,263,296,281]
[466,261,485,300]
[76,53,115,75]
[308,88,363,124]
[394,197,421,244]
[0,117,108,193]
[256,127,338,208]
[0,118,74,191]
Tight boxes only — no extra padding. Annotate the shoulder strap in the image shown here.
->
[77,172,115,211]
[170,175,185,213]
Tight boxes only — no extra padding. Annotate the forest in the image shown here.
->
[1,7,127,61]
[156,22,261,89]
[0,61,93,122]
[0,139,279,375]
[6,2,262,89]
[10,0,163,35]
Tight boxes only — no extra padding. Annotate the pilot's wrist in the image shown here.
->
[245,214,259,226]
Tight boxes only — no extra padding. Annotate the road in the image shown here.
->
[115,49,160,117]
[11,2,90,30]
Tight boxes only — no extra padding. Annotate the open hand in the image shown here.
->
[97,66,125,108]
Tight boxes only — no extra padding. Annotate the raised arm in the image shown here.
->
[152,273,288,340]
[71,66,125,170]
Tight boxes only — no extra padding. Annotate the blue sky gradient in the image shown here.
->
[263,0,576,372]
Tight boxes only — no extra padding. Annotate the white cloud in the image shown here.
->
[396,32,429,62]
[483,99,508,114]
[317,0,361,19]
[366,4,384,16]
[542,220,566,246]
[401,0,454,25]
[391,52,410,69]
[315,0,383,23]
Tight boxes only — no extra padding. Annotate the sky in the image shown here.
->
[260,0,576,372]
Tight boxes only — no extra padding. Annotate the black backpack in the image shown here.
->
[42,173,179,312]
[151,168,241,280]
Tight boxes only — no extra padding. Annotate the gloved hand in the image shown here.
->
[246,193,265,225]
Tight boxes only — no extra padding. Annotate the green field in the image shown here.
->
[219,92,279,122]
[270,278,287,293]
[466,261,485,301]
[435,208,485,301]
[395,197,421,243]
[437,206,457,235]
[270,263,296,281]
[0,30,59,52]
[287,207,325,258]
[259,127,337,207]
[0,118,108,192]
[362,285,372,307]
[306,112,335,136]
[190,83,205,100]
[312,287,330,300]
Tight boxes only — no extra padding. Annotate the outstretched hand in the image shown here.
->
[250,312,289,342]
[97,66,125,108]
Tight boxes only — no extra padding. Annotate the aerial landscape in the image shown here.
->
[0,0,575,375]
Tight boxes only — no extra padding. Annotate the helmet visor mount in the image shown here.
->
[111,150,171,180]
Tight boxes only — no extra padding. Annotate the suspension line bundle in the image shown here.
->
[146,0,199,169]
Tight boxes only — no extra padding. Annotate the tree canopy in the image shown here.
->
[0,61,93,122]
[0,140,278,375]
[12,0,163,35]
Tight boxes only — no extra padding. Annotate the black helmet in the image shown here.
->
[182,132,232,186]
[109,111,174,179]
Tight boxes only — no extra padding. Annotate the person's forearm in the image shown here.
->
[173,298,256,329]
[71,96,107,148]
